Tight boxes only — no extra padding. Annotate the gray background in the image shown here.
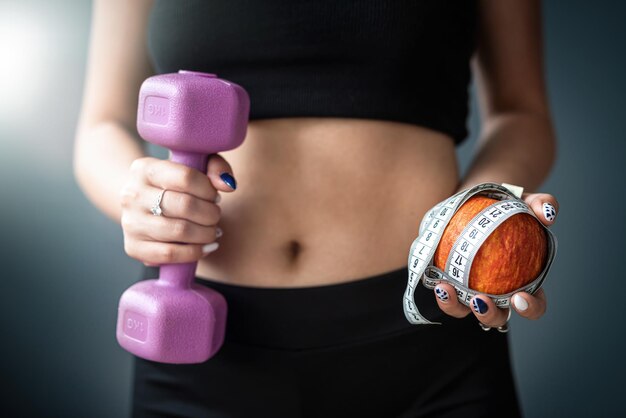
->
[1,0,624,417]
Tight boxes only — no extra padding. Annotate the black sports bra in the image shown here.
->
[147,0,478,146]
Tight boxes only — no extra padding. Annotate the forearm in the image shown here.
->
[73,121,146,224]
[457,112,557,193]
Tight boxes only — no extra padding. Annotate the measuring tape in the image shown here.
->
[403,182,558,325]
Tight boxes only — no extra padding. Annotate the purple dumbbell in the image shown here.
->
[116,70,249,364]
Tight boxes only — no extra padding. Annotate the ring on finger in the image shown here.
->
[496,308,513,333]
[479,322,491,332]
[151,188,166,216]
[478,307,512,333]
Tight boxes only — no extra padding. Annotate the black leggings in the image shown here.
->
[131,266,522,418]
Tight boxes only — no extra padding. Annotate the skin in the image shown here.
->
[73,0,557,330]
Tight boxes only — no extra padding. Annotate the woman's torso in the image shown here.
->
[196,118,460,287]
[146,0,475,286]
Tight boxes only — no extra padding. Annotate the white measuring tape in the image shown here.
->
[403,182,558,325]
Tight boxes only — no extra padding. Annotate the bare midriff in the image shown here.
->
[196,117,460,287]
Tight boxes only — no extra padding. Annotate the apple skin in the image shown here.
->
[433,195,548,295]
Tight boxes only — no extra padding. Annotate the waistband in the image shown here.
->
[141,265,446,350]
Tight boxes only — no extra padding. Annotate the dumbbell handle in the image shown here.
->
[158,150,210,289]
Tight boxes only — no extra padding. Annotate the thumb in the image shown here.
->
[207,153,237,192]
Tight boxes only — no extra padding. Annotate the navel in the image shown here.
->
[285,240,303,264]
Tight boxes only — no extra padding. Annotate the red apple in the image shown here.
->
[433,195,548,295]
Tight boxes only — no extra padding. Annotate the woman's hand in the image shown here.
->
[119,154,237,266]
[433,192,559,327]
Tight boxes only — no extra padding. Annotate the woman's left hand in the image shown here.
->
[433,192,559,327]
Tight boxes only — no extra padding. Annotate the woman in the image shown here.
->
[73,0,559,417]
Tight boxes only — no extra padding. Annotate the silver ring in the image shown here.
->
[497,308,513,333]
[151,189,166,216]
[478,307,512,333]
[496,323,510,333]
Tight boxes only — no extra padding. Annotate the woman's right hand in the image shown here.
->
[119,154,237,266]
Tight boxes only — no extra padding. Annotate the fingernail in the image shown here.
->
[513,294,528,311]
[435,287,449,303]
[202,242,219,255]
[472,298,489,315]
[220,172,237,190]
[542,202,556,222]
[215,227,223,238]
[214,193,221,203]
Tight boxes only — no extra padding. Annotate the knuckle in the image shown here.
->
[206,203,221,224]
[205,226,218,242]
[179,168,195,189]
[158,245,176,263]
[190,245,204,261]
[146,163,157,181]
[119,185,138,208]
[178,194,195,213]
[172,219,189,239]
[130,157,148,174]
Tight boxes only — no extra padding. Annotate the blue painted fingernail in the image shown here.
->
[543,202,556,222]
[435,287,449,303]
[220,172,237,190]
[472,298,489,315]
